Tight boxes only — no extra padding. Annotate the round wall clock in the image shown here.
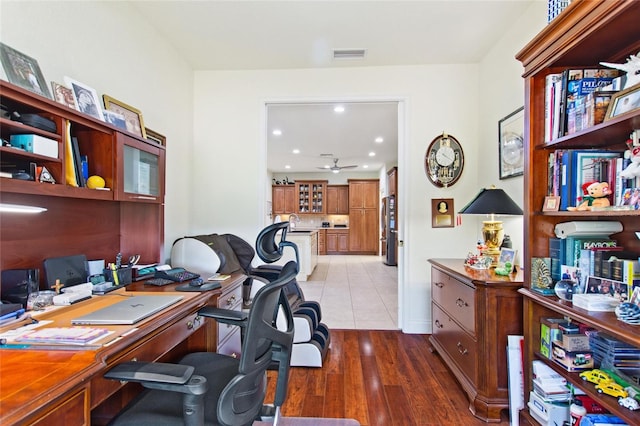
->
[424,133,464,187]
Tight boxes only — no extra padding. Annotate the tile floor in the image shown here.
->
[298,255,399,330]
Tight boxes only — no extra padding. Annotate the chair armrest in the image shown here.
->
[105,361,194,384]
[198,306,248,326]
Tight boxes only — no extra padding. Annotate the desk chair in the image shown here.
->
[104,261,297,426]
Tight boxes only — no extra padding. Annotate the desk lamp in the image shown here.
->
[458,185,523,266]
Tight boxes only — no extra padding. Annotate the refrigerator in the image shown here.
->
[383,195,397,266]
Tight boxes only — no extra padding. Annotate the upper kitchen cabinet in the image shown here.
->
[348,179,379,254]
[348,179,378,209]
[326,184,349,215]
[272,184,296,215]
[296,180,327,214]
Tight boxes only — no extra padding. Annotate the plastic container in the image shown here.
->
[570,399,587,426]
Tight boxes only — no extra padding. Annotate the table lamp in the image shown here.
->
[458,185,523,265]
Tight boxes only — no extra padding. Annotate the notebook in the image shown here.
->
[71,295,183,325]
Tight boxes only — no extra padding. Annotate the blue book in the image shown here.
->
[559,150,574,210]
[549,238,565,282]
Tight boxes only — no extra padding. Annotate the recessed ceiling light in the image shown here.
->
[272,129,282,136]
[333,105,345,113]
[363,165,369,169]
[375,137,384,143]
[368,151,376,157]
[285,165,291,169]
[292,149,300,154]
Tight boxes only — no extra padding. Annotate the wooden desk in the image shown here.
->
[0,272,246,426]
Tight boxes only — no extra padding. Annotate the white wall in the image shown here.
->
[0,0,194,262]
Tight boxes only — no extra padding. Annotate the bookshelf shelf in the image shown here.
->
[516,1,640,424]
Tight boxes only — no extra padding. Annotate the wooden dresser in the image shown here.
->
[428,259,523,422]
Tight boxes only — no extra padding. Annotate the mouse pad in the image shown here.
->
[175,282,221,292]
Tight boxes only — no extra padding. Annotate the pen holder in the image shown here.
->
[103,266,133,286]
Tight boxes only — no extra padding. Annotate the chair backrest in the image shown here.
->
[217,260,296,426]
[255,222,299,268]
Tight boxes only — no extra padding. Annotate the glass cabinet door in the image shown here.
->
[116,133,165,202]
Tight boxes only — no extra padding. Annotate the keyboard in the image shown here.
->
[145,278,176,286]
[153,268,201,283]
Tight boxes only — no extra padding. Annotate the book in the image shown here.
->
[207,273,230,281]
[545,73,563,142]
[15,327,111,345]
[564,237,617,268]
[549,238,566,282]
[71,136,86,187]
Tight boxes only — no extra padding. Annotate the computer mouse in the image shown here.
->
[189,278,204,287]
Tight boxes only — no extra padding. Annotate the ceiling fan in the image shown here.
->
[318,158,358,173]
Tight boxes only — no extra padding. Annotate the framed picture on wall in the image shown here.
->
[431,198,454,228]
[103,95,146,138]
[498,106,524,180]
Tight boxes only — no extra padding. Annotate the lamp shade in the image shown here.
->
[458,186,523,216]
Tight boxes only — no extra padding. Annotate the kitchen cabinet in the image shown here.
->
[348,179,379,254]
[318,229,326,255]
[296,180,327,214]
[326,229,349,254]
[272,185,296,215]
[326,185,349,214]
[515,1,640,425]
[428,259,523,422]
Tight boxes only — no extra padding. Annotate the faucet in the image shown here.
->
[288,213,300,230]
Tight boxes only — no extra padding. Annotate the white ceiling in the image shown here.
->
[130,0,534,173]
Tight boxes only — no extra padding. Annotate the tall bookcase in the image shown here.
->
[516,1,640,424]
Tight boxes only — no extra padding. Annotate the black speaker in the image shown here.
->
[1,269,40,308]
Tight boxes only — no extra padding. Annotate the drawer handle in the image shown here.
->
[225,295,237,306]
[455,298,468,308]
[434,319,443,329]
[456,342,468,355]
[434,281,444,288]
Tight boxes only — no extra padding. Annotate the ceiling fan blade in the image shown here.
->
[340,165,358,169]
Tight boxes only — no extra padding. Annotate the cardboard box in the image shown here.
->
[10,134,58,158]
[527,391,570,426]
[552,341,594,372]
[541,318,564,359]
[559,334,591,352]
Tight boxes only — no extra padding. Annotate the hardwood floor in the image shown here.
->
[267,329,510,425]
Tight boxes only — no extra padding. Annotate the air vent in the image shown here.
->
[333,49,366,60]
[320,153,334,157]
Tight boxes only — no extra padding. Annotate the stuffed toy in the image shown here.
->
[620,144,640,180]
[567,181,611,211]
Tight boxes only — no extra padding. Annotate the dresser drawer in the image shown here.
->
[217,284,242,343]
[431,267,475,333]
[218,328,241,358]
[432,303,477,383]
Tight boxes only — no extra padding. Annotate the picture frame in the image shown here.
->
[498,106,524,180]
[605,83,640,120]
[497,248,517,272]
[64,77,104,121]
[145,128,166,146]
[543,195,560,212]
[431,198,454,228]
[50,82,76,110]
[103,95,146,138]
[0,42,51,99]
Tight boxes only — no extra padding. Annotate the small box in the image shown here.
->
[527,391,570,426]
[574,395,609,414]
[559,334,591,351]
[541,318,564,359]
[9,134,58,158]
[552,341,594,372]
[558,321,580,334]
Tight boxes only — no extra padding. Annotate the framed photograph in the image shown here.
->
[145,128,166,146]
[64,77,104,121]
[498,106,524,180]
[605,83,640,120]
[103,110,127,131]
[50,82,76,109]
[431,198,454,228]
[103,95,146,138]
[497,248,517,272]
[543,195,560,212]
[0,42,51,98]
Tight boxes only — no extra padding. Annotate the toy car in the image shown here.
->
[596,381,628,398]
[618,396,640,410]
[580,369,613,385]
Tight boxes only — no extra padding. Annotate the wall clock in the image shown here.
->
[424,133,464,187]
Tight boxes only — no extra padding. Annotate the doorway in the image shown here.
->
[262,98,405,329]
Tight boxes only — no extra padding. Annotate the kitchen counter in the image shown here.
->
[276,230,318,281]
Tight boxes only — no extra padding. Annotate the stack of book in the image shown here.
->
[544,68,619,141]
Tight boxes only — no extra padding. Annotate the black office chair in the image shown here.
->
[104,261,297,426]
